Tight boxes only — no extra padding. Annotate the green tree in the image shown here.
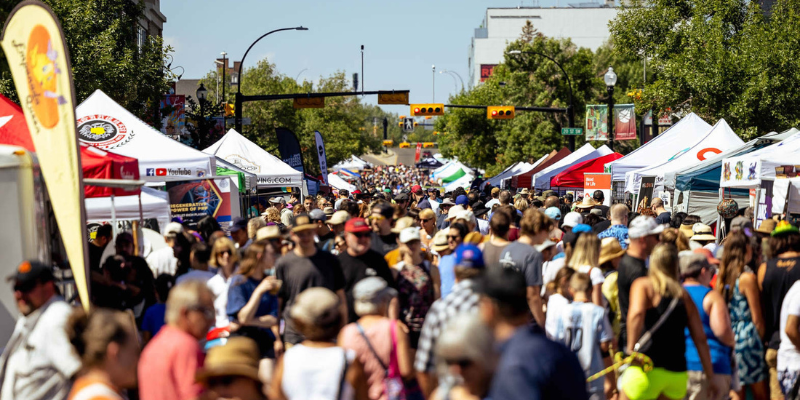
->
[610,0,800,138]
[0,0,174,123]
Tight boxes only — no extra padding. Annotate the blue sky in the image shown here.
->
[163,0,565,114]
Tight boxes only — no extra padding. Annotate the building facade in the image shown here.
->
[469,5,619,88]
[136,0,167,48]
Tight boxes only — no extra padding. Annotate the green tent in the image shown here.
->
[441,168,466,183]
[216,166,246,193]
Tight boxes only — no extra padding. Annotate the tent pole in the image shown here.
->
[110,194,116,237]
[139,192,144,225]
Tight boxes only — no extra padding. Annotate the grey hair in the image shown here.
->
[354,289,396,317]
[165,280,213,325]
[435,314,495,377]
[247,217,266,239]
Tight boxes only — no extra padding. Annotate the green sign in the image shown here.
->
[562,127,583,136]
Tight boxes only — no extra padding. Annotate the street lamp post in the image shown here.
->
[196,83,208,140]
[220,51,226,121]
[508,50,575,151]
[440,70,464,92]
[604,67,617,152]
[432,65,435,102]
[235,26,308,133]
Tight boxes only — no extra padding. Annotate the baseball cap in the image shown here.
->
[693,248,720,265]
[628,215,666,239]
[8,260,54,292]
[680,252,711,277]
[328,210,350,226]
[491,187,500,195]
[455,195,468,206]
[392,216,416,234]
[291,214,316,232]
[229,217,248,233]
[454,244,485,269]
[269,196,285,204]
[353,277,397,305]
[562,212,583,228]
[309,209,327,222]
[411,185,423,194]
[399,227,421,244]
[256,225,281,242]
[164,222,184,238]
[345,218,371,234]
[534,239,556,253]
[394,192,409,202]
[544,207,562,221]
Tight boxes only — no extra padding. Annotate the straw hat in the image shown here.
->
[575,197,598,209]
[391,216,416,234]
[432,230,449,252]
[690,224,716,241]
[679,223,695,240]
[599,237,626,265]
[755,219,777,235]
[196,337,260,383]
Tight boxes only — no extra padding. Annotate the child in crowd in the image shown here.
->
[545,267,575,338]
[553,273,613,400]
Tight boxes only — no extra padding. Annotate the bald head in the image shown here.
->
[544,196,559,209]
[651,198,664,211]
[610,203,630,225]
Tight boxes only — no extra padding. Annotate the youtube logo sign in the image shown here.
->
[156,168,167,176]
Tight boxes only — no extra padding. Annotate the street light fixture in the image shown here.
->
[604,67,617,151]
[196,83,208,101]
[432,65,436,102]
[439,69,464,92]
[235,26,309,132]
[508,49,576,151]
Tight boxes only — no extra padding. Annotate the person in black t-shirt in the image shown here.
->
[309,209,335,252]
[275,214,346,346]
[88,224,113,272]
[337,218,398,323]
[617,215,663,349]
[369,203,398,255]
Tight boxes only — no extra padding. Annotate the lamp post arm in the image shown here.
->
[237,27,304,96]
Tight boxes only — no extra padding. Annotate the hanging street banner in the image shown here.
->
[160,94,186,139]
[1,0,90,309]
[415,142,422,163]
[615,104,636,141]
[585,105,608,141]
[314,131,328,185]
[276,127,305,174]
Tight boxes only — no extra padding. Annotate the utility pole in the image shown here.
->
[432,65,435,102]
[221,51,226,122]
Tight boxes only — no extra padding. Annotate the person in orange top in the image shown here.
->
[66,308,140,400]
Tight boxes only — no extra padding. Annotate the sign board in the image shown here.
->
[403,118,415,133]
[644,111,673,126]
[166,177,233,233]
[658,190,671,208]
[584,173,611,206]
[480,64,497,82]
[293,97,324,109]
[562,127,583,136]
[378,91,409,105]
[637,176,656,212]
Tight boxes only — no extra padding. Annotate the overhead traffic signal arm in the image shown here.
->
[444,104,568,117]
[410,104,444,116]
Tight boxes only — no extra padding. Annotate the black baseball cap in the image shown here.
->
[230,217,248,233]
[476,267,528,314]
[8,260,53,292]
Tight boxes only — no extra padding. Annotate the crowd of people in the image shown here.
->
[2,162,800,400]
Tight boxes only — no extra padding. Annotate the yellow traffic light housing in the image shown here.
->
[410,104,444,117]
[487,106,515,120]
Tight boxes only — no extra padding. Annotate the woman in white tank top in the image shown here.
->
[269,287,368,400]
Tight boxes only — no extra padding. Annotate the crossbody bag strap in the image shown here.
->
[336,348,349,400]
[356,323,389,374]
[633,296,680,353]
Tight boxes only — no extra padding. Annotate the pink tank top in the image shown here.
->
[340,319,398,400]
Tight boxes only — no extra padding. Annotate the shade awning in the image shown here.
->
[550,152,623,188]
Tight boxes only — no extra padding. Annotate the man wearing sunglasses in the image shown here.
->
[369,203,398,256]
[0,260,81,400]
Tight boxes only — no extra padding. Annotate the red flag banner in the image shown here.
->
[414,142,422,163]
[615,104,636,141]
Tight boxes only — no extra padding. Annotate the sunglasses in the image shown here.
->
[207,375,237,387]
[187,304,215,320]
[219,249,232,257]
[13,280,38,293]
[352,232,371,239]
[445,358,474,368]
[324,203,332,207]
[421,218,432,223]
[447,235,460,241]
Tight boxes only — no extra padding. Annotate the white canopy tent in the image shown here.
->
[331,156,370,171]
[433,160,471,179]
[85,187,171,232]
[720,129,800,188]
[629,119,744,194]
[444,172,475,192]
[608,113,712,186]
[215,157,258,193]
[76,90,215,179]
[203,129,303,188]
[327,173,357,192]
[533,144,613,190]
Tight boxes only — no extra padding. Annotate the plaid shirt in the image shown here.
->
[413,279,480,373]
[597,224,629,249]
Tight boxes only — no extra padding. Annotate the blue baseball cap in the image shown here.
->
[544,207,561,221]
[454,244,485,269]
[572,223,592,234]
[456,195,469,206]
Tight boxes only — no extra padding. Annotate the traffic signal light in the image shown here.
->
[223,103,235,117]
[410,104,444,117]
[487,106,515,120]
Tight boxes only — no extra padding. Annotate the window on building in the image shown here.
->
[137,25,147,52]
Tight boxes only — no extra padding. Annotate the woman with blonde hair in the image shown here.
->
[208,237,239,328]
[567,233,605,306]
[514,198,529,213]
[66,308,139,400]
[620,243,719,400]
[264,207,282,227]
[659,227,690,251]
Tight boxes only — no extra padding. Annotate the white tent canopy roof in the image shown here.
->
[327,173,357,192]
[444,173,475,192]
[721,129,800,188]
[608,113,712,183]
[76,90,215,179]
[85,187,171,232]
[629,119,744,193]
[434,161,471,179]
[203,129,303,188]
[533,144,613,190]
[331,155,369,171]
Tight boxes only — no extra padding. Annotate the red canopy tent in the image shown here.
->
[0,94,140,198]
[549,152,623,188]
[511,147,571,189]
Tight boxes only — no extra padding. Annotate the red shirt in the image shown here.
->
[138,325,205,400]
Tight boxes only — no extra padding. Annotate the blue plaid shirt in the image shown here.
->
[598,224,629,249]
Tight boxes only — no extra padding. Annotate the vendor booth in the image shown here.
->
[550,152,623,188]
[328,173,357,192]
[332,155,370,171]
[511,148,572,189]
[203,129,302,188]
[85,186,171,233]
[76,90,215,178]
[533,144,613,190]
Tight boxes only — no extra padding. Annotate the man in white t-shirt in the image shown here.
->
[553,272,613,400]
[146,222,184,277]
[778,280,800,395]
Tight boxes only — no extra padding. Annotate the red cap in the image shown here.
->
[693,248,719,265]
[345,218,371,233]
[411,184,422,194]
[352,190,362,194]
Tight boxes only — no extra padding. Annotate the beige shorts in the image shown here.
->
[686,371,731,400]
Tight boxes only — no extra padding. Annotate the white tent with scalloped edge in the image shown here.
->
[203,129,302,188]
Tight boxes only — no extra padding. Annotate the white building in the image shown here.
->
[469,4,619,88]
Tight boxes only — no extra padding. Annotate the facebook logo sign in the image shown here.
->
[146,168,155,176]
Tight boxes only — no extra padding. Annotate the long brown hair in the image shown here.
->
[660,227,690,252]
[716,231,749,301]
[648,243,683,298]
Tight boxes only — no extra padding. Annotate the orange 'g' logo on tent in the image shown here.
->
[26,24,66,129]
[17,261,31,273]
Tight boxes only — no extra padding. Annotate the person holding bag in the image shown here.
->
[339,277,415,400]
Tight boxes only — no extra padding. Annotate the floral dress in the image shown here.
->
[729,278,768,385]
[395,260,434,349]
